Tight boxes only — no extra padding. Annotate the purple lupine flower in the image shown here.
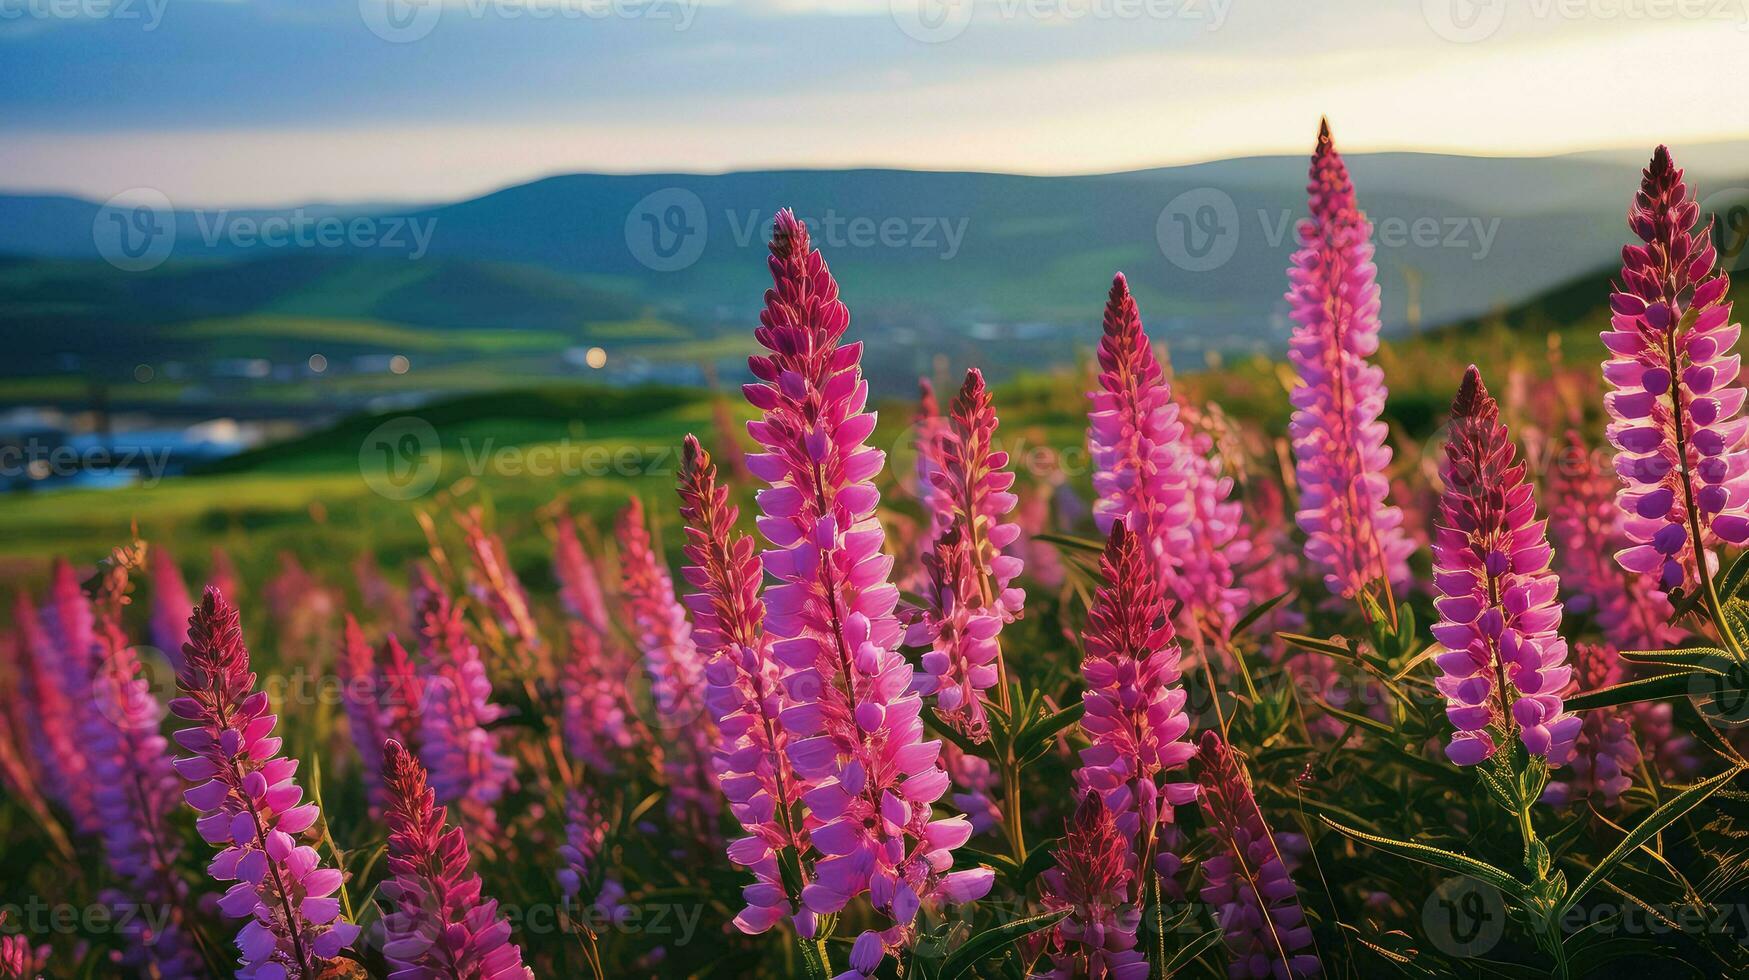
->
[338,615,392,816]
[1195,732,1320,979]
[743,210,991,949]
[1541,644,1640,807]
[677,435,811,934]
[12,589,98,834]
[1076,521,1198,870]
[560,620,637,777]
[1603,144,1749,590]
[1286,120,1414,604]
[1432,367,1580,767]
[908,369,1025,739]
[1035,793,1146,980]
[1549,431,1682,651]
[552,510,611,633]
[1088,273,1190,588]
[940,743,1002,837]
[149,543,193,671]
[1014,484,1068,589]
[414,585,516,841]
[1173,414,1253,653]
[378,633,423,755]
[618,497,720,838]
[83,552,203,978]
[914,378,954,546]
[379,739,534,980]
[170,588,360,979]
[557,788,627,921]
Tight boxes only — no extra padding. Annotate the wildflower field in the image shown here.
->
[6,125,1749,980]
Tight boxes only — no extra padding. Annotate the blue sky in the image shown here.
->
[3,0,1746,205]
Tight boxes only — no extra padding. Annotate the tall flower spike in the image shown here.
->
[13,588,99,834]
[1602,145,1749,592]
[414,586,516,830]
[170,588,360,979]
[1075,522,1197,872]
[149,543,193,671]
[908,369,1026,739]
[560,620,637,776]
[743,210,990,947]
[914,378,954,546]
[379,739,534,980]
[1286,120,1414,603]
[1548,431,1681,651]
[1194,732,1320,979]
[1432,367,1580,767]
[557,787,627,920]
[1088,273,1190,588]
[618,496,721,837]
[338,615,393,816]
[552,510,610,634]
[677,434,811,935]
[1173,408,1253,653]
[1034,793,1146,980]
[83,548,204,978]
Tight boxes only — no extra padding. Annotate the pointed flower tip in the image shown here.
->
[1453,364,1489,418]
[770,208,807,258]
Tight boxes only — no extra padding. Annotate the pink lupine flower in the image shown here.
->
[1195,732,1320,979]
[618,497,720,836]
[1548,431,1681,650]
[338,616,393,816]
[1035,793,1146,979]
[914,378,954,546]
[908,369,1026,738]
[560,620,637,776]
[1541,644,1640,807]
[1239,475,1308,657]
[379,739,534,980]
[1088,273,1190,588]
[940,743,1002,837]
[742,210,991,942]
[1014,484,1067,589]
[0,910,50,980]
[378,633,423,754]
[552,510,610,633]
[1285,120,1414,604]
[677,435,811,934]
[84,553,203,978]
[12,588,99,834]
[149,543,193,670]
[1433,367,1580,767]
[170,588,360,979]
[414,585,516,829]
[1174,417,1253,653]
[1602,144,1749,591]
[1076,521,1198,865]
[458,510,542,656]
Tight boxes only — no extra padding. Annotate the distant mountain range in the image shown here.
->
[2,142,1745,403]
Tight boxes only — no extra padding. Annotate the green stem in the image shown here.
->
[798,935,832,979]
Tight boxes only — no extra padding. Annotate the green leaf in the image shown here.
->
[936,909,1072,980]
[1720,548,1749,599]
[1232,590,1294,636]
[1318,815,1530,902]
[1564,670,1707,711]
[1033,532,1106,554]
[1562,765,1744,913]
[1013,701,1085,761]
[958,847,1020,878]
[1163,928,1225,974]
[1015,837,1060,887]
[1616,646,1733,675]
[1277,632,1353,659]
[1311,697,1396,737]
[923,705,988,760]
